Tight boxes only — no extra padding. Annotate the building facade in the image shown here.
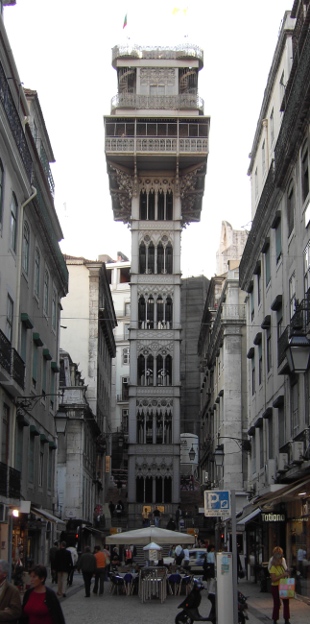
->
[104,42,210,525]
[59,256,117,514]
[239,3,310,594]
[0,5,68,569]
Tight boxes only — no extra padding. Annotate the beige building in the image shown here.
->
[59,256,116,522]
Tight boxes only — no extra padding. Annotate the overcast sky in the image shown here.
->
[4,0,291,277]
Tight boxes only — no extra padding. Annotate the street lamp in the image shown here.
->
[213,437,251,467]
[189,445,196,461]
[285,333,310,373]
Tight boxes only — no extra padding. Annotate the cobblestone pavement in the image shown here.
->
[51,574,310,624]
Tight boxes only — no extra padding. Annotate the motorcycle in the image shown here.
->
[175,579,216,624]
[175,579,249,624]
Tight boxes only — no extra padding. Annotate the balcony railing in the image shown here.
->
[34,136,55,197]
[0,462,21,499]
[112,43,204,68]
[0,329,25,390]
[0,61,32,182]
[105,136,208,155]
[111,93,204,113]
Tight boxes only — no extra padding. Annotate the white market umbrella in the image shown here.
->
[143,542,162,551]
[106,525,195,545]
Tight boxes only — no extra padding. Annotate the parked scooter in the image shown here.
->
[175,579,249,624]
[175,579,216,624]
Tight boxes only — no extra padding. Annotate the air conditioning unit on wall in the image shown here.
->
[290,441,304,464]
[277,453,288,472]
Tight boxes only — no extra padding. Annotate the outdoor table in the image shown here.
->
[118,571,139,595]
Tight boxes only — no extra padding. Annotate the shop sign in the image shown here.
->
[261,513,285,522]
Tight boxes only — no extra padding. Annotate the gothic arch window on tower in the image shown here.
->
[135,474,172,504]
[157,239,173,274]
[137,350,172,387]
[139,239,155,274]
[138,293,173,328]
[140,188,173,221]
[140,408,171,444]
[138,352,154,386]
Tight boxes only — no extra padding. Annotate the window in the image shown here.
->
[268,417,273,459]
[47,447,53,490]
[10,193,18,252]
[262,140,266,174]
[304,241,310,294]
[6,295,13,342]
[266,327,272,373]
[270,108,274,146]
[257,271,261,306]
[264,244,271,286]
[122,409,129,433]
[290,378,299,436]
[122,347,130,365]
[250,290,254,321]
[251,357,255,395]
[124,324,129,340]
[15,425,23,472]
[22,221,30,274]
[287,183,295,237]
[258,343,263,386]
[275,219,282,263]
[29,434,34,483]
[254,167,258,198]
[52,288,57,331]
[259,426,264,469]
[32,342,38,388]
[280,71,285,104]
[301,144,309,204]
[0,160,4,225]
[34,248,40,297]
[150,85,165,96]
[121,377,129,401]
[42,357,47,397]
[1,404,9,463]
[39,447,44,487]
[289,273,296,320]
[43,269,49,316]
[21,323,27,362]
[124,302,131,317]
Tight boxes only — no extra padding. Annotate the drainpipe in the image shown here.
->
[12,186,37,350]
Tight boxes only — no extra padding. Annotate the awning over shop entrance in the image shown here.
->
[254,475,310,507]
[31,506,66,526]
[237,507,261,526]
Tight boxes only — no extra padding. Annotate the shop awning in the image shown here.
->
[237,507,261,525]
[84,526,105,536]
[254,475,310,507]
[31,507,66,526]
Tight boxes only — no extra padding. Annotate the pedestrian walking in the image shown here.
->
[66,545,78,587]
[0,559,22,623]
[166,515,176,531]
[21,564,66,624]
[109,501,115,517]
[49,541,58,584]
[54,541,72,598]
[269,546,291,624]
[153,506,161,527]
[93,546,106,595]
[77,546,97,597]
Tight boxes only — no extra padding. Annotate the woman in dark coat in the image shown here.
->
[21,564,66,624]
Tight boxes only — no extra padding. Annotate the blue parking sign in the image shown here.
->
[204,490,231,516]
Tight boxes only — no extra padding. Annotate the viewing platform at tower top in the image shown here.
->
[112,43,204,69]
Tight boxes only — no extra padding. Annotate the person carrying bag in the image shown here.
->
[269,547,292,624]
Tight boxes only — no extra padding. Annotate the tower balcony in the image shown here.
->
[111,93,204,114]
[112,43,204,69]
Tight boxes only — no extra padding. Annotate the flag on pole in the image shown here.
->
[123,13,128,28]
[172,6,188,16]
